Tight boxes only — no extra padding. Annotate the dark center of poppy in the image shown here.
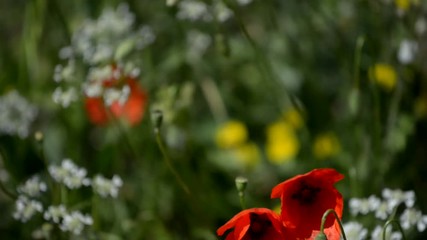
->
[247,213,272,238]
[291,181,321,205]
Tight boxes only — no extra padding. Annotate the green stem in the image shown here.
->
[382,219,407,240]
[238,192,246,210]
[154,128,190,195]
[353,36,365,89]
[0,179,17,200]
[319,209,347,240]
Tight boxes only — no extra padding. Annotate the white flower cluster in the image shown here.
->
[176,0,233,22]
[44,205,93,235]
[48,159,91,189]
[186,30,212,62]
[52,3,154,108]
[345,188,426,239]
[13,196,43,222]
[92,175,123,198]
[0,91,38,138]
[17,176,47,197]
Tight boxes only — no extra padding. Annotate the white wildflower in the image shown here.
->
[48,159,91,189]
[176,0,212,21]
[349,197,372,215]
[213,0,233,22]
[60,211,93,235]
[398,40,418,64]
[59,46,74,59]
[375,200,390,220]
[87,65,114,83]
[236,0,253,6]
[92,174,123,198]
[400,208,427,232]
[135,25,156,49]
[341,221,367,240]
[186,30,211,62]
[104,85,130,106]
[17,175,47,197]
[415,18,427,35]
[166,0,178,7]
[382,188,416,210]
[371,225,402,240]
[44,205,67,223]
[0,91,38,138]
[52,87,78,108]
[13,196,43,222]
[32,223,53,239]
[53,60,76,82]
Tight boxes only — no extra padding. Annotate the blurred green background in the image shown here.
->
[1,0,427,239]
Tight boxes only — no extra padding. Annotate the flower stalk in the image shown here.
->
[152,110,190,195]
[382,219,407,240]
[318,209,347,240]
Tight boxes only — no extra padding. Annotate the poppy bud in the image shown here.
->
[235,176,248,195]
[314,232,328,240]
[151,109,163,131]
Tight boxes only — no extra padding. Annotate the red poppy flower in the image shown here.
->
[84,69,147,126]
[271,168,344,240]
[217,208,285,240]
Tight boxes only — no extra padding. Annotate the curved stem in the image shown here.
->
[154,128,190,195]
[382,219,407,240]
[0,179,16,200]
[319,209,347,240]
[238,192,246,210]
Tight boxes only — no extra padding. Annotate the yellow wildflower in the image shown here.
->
[395,0,410,11]
[266,121,299,164]
[215,120,248,149]
[233,142,261,168]
[371,64,397,91]
[414,94,427,119]
[283,108,304,129]
[313,132,341,160]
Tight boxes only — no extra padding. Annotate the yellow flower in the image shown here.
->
[395,0,410,11]
[313,132,341,160]
[266,121,299,164]
[371,64,397,91]
[233,142,261,167]
[414,94,427,119]
[215,120,248,149]
[283,108,304,129]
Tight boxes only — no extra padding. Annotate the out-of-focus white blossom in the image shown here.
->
[92,175,123,198]
[59,211,93,235]
[398,40,418,64]
[371,225,402,240]
[349,195,380,216]
[176,0,212,21]
[17,176,47,197]
[400,208,427,232]
[52,87,78,108]
[186,30,211,62]
[415,18,427,35]
[342,221,368,240]
[13,196,43,222]
[382,188,416,210]
[237,0,253,6]
[31,223,54,239]
[104,85,130,106]
[53,60,76,83]
[48,159,91,189]
[44,205,67,223]
[374,200,390,220]
[0,91,38,138]
[213,0,233,22]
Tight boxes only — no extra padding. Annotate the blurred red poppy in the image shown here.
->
[271,168,344,240]
[217,208,285,240]
[85,74,147,126]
